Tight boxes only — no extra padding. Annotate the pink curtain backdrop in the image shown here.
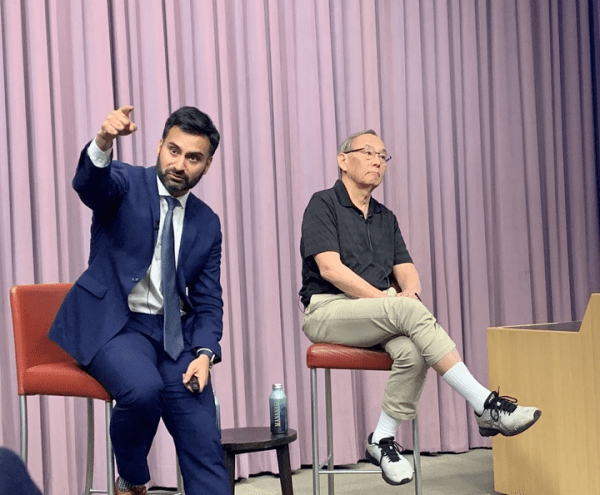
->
[1,1,599,493]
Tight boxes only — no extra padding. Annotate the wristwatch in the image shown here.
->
[195,348,216,367]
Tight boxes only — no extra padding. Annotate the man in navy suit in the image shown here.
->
[49,105,229,494]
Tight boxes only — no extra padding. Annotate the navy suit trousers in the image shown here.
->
[86,313,229,494]
[0,447,42,495]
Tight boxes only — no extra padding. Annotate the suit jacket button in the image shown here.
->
[132,277,140,283]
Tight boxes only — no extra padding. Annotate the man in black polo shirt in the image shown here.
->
[299,130,541,487]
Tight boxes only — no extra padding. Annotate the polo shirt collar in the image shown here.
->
[333,180,382,214]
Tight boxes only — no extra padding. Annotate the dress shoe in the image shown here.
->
[115,482,147,495]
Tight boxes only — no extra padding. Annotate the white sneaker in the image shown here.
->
[365,433,413,486]
[476,391,541,437]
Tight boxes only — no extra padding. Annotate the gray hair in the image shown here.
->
[338,129,378,153]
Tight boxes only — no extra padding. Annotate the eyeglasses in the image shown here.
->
[344,146,392,163]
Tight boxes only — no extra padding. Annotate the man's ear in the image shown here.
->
[337,152,348,173]
[202,156,213,175]
[157,139,163,155]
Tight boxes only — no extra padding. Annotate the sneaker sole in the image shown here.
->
[365,450,413,486]
[479,410,542,437]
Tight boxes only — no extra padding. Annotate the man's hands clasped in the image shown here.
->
[396,290,420,300]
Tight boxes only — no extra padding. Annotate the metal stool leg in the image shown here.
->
[19,396,28,463]
[310,368,320,495]
[324,369,334,495]
[19,395,115,495]
[85,398,95,495]
[412,417,422,495]
[106,401,115,495]
[176,457,185,495]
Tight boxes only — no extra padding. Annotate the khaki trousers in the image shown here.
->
[303,289,456,421]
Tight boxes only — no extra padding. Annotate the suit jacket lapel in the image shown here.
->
[144,167,161,246]
[177,194,200,306]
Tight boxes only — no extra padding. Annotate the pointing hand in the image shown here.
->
[95,105,137,151]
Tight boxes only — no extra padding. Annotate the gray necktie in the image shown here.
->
[162,196,184,360]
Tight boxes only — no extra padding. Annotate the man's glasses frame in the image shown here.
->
[344,146,392,163]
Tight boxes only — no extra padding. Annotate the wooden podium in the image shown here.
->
[487,294,600,495]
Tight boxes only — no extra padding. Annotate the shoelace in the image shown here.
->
[486,390,518,421]
[377,437,403,462]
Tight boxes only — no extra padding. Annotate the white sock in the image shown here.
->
[442,362,491,415]
[372,410,399,444]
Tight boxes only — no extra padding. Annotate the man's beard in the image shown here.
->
[155,158,203,196]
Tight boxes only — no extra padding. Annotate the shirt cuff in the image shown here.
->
[87,139,112,168]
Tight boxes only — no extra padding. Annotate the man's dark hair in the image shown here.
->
[162,106,221,156]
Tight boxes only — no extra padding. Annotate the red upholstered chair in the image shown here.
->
[307,343,422,495]
[10,283,185,495]
[10,283,116,495]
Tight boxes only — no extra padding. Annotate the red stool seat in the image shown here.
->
[306,343,393,370]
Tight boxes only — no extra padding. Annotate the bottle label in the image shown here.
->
[270,398,288,434]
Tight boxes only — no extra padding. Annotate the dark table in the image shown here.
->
[221,426,297,495]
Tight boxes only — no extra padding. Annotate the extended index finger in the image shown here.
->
[118,105,134,117]
[113,105,137,134]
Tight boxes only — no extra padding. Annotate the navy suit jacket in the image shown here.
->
[49,144,223,366]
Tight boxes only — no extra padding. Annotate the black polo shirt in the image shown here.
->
[299,180,413,307]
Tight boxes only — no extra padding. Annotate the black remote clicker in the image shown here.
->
[189,376,200,393]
